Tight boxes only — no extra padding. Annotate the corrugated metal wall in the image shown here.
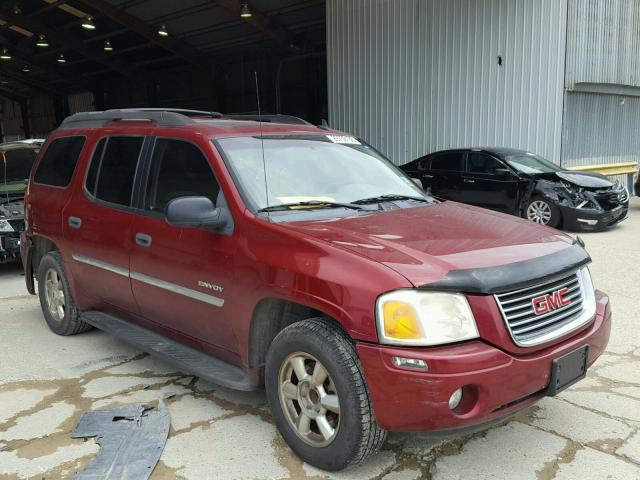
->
[68,92,96,114]
[562,92,640,166]
[566,0,640,89]
[562,0,640,177]
[562,92,640,186]
[327,0,567,165]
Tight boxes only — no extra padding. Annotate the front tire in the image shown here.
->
[37,251,91,336]
[265,319,386,471]
[524,197,561,228]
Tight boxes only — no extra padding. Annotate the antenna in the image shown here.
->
[254,71,269,210]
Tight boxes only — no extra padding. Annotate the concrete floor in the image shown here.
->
[1,199,640,480]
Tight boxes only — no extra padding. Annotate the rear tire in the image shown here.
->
[524,196,561,228]
[37,251,91,336]
[265,318,386,471]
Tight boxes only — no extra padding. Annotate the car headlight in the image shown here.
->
[376,290,479,346]
[0,220,14,233]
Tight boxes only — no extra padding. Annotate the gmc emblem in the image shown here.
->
[532,288,572,315]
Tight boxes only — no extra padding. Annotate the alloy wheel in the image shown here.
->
[44,268,66,322]
[526,200,552,225]
[278,352,341,447]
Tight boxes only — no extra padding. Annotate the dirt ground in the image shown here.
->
[1,198,639,480]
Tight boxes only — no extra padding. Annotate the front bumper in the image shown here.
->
[559,203,628,232]
[357,290,611,432]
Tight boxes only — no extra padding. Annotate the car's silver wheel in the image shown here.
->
[278,351,341,447]
[44,268,66,322]
[526,200,552,225]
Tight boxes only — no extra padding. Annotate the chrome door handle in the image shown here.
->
[462,179,475,184]
[135,233,153,247]
[68,216,82,229]
[423,174,434,179]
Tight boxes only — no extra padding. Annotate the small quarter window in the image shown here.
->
[85,138,106,196]
[145,139,219,213]
[34,136,85,187]
[89,137,143,207]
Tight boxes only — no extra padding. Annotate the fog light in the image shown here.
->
[448,388,463,410]
[391,356,428,371]
[577,218,598,226]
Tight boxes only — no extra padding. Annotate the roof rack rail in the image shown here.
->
[59,109,196,129]
[221,113,311,125]
[59,108,224,129]
[118,108,223,118]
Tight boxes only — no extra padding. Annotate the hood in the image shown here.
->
[555,171,614,189]
[283,202,576,288]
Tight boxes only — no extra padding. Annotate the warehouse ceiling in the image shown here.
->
[0,0,326,101]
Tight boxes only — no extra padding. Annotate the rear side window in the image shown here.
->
[145,139,219,213]
[34,136,85,187]
[468,153,504,174]
[429,152,465,172]
[86,136,143,207]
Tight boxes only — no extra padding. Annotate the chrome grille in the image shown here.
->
[495,271,587,346]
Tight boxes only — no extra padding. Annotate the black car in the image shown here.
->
[0,139,43,263]
[401,147,629,231]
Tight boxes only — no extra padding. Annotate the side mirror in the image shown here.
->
[412,178,423,189]
[494,168,513,179]
[166,196,227,230]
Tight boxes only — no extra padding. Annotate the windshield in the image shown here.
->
[216,135,425,211]
[1,148,38,183]
[504,152,562,174]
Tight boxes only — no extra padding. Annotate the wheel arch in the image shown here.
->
[248,297,349,382]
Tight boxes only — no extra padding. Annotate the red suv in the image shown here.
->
[21,109,611,471]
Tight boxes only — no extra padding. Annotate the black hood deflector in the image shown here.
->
[556,171,614,188]
[418,242,591,294]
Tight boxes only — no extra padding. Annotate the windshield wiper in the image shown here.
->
[352,194,429,205]
[258,200,367,213]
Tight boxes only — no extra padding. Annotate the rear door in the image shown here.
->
[461,152,520,212]
[64,135,148,316]
[422,151,466,201]
[129,137,237,352]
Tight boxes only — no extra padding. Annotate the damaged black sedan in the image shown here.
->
[0,140,43,263]
[401,147,629,231]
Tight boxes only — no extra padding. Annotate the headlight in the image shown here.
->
[376,290,479,346]
[0,220,14,232]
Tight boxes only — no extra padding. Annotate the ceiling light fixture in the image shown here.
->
[22,64,30,72]
[0,48,12,60]
[81,15,96,30]
[157,24,168,36]
[240,2,252,18]
[57,53,66,63]
[36,34,49,47]
[12,2,22,15]
[103,40,113,52]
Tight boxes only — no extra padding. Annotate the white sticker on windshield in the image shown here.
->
[326,135,361,145]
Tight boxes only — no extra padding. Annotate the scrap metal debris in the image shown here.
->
[71,401,170,480]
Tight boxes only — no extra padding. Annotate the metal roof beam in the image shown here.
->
[0,87,26,102]
[0,67,65,96]
[73,0,211,67]
[0,39,94,91]
[0,7,135,76]
[215,0,302,53]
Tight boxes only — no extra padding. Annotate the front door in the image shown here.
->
[129,137,237,352]
[460,152,520,212]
